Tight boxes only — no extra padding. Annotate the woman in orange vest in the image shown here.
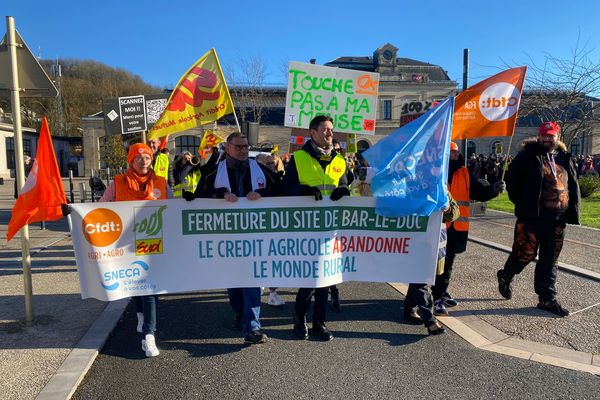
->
[100,143,172,357]
[432,142,505,316]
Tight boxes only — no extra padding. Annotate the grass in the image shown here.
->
[486,192,600,229]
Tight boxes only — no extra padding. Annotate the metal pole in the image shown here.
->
[68,169,74,203]
[462,48,469,166]
[7,16,34,323]
[79,182,86,203]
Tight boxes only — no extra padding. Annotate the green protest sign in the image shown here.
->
[284,62,379,135]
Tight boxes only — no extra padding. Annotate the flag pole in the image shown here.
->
[7,16,34,323]
[461,48,469,165]
[501,134,515,181]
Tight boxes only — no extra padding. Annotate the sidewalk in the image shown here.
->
[1,184,599,399]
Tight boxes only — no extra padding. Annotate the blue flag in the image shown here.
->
[363,97,454,217]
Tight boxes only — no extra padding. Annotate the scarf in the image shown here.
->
[123,167,157,200]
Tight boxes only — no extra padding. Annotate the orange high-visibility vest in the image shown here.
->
[115,174,167,201]
[446,167,470,231]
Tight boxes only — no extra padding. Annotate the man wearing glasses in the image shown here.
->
[185,132,276,345]
[282,115,350,341]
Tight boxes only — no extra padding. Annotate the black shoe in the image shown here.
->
[497,270,513,299]
[293,314,308,340]
[537,300,570,317]
[244,330,268,345]
[232,313,242,331]
[441,292,459,308]
[312,324,333,341]
[427,324,447,336]
[330,292,342,313]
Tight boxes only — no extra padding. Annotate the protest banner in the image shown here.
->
[284,62,380,135]
[69,197,442,301]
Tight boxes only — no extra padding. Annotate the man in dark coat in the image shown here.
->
[185,132,276,344]
[497,122,580,317]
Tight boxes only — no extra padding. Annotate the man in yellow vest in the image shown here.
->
[432,141,505,316]
[149,138,173,187]
[282,115,350,341]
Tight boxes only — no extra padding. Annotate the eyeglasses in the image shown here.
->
[230,143,249,150]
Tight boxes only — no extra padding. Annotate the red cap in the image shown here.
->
[128,143,154,165]
[450,141,459,151]
[539,121,560,136]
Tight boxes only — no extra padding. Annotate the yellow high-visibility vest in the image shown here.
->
[294,150,346,195]
[173,170,201,198]
[153,153,169,181]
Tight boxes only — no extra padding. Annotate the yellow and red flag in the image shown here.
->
[7,117,67,241]
[452,67,527,139]
[199,130,223,149]
[148,49,235,140]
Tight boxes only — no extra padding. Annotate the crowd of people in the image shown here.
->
[93,117,580,358]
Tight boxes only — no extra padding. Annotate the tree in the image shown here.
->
[0,59,161,136]
[101,134,128,170]
[517,36,600,147]
[225,55,269,125]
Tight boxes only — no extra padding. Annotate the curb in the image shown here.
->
[388,282,600,376]
[469,235,600,282]
[35,298,129,400]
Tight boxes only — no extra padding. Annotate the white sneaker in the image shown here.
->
[268,291,285,306]
[141,334,159,357]
[136,312,144,333]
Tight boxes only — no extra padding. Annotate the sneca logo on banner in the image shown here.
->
[133,205,167,255]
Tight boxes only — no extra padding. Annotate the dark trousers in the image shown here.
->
[134,295,158,335]
[404,284,437,328]
[295,287,329,326]
[500,217,566,302]
[432,248,457,301]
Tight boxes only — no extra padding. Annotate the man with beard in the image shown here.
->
[431,141,505,316]
[497,122,580,317]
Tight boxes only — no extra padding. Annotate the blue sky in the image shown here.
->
[4,0,600,89]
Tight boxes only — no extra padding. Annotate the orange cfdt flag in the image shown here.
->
[452,67,527,140]
[7,117,67,241]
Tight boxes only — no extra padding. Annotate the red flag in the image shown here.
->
[7,117,67,241]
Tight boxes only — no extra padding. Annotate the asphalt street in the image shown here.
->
[73,283,599,400]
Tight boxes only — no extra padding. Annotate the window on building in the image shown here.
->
[23,139,31,157]
[175,135,201,155]
[491,140,503,154]
[6,137,15,170]
[382,100,392,120]
[467,141,476,159]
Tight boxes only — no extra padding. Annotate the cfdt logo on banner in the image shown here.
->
[479,82,521,121]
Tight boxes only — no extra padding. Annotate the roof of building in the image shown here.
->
[325,56,452,81]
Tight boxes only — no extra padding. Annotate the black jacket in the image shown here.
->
[193,156,276,199]
[506,139,580,224]
[281,140,349,196]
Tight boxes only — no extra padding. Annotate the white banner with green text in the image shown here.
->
[69,197,442,301]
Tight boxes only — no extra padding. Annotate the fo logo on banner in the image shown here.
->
[134,205,167,255]
[479,82,520,122]
[82,208,123,247]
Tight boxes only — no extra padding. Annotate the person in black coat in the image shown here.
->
[497,122,580,317]
[184,132,276,345]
